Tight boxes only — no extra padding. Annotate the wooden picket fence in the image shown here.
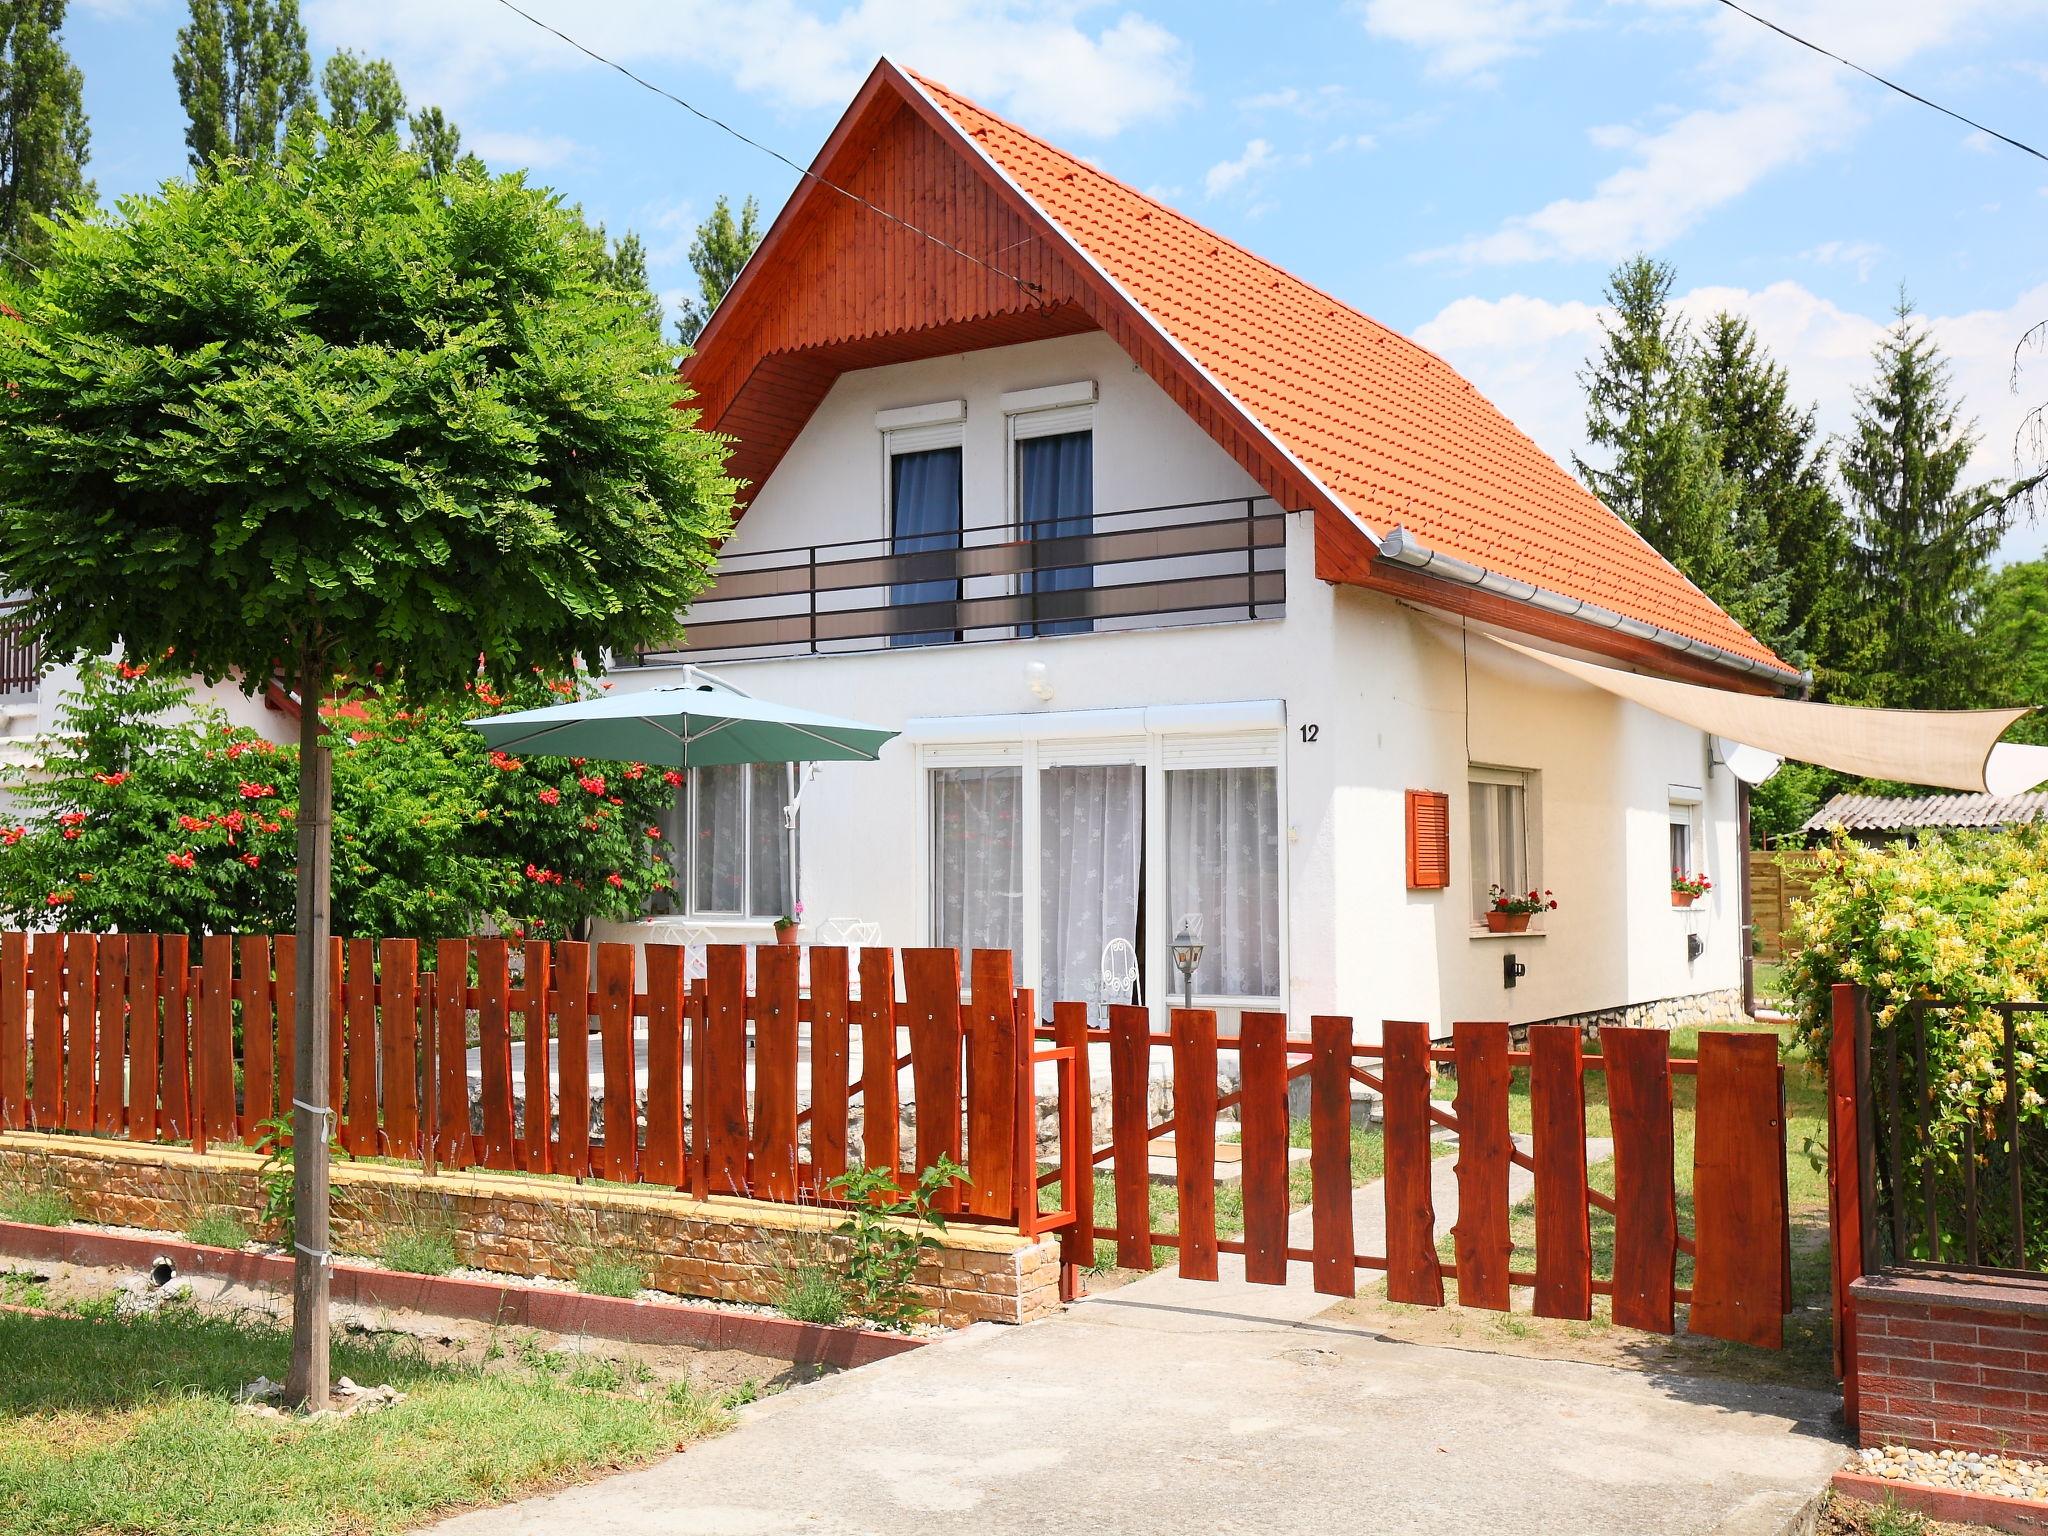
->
[0,930,1793,1347]
[1031,1006,1793,1349]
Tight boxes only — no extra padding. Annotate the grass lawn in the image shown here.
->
[0,1298,731,1536]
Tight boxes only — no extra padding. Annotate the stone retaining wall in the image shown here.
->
[1532,986,1748,1041]
[0,1132,1061,1329]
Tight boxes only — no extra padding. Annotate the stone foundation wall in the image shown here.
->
[1529,986,1748,1042]
[1852,1271,2048,1457]
[0,1132,1060,1329]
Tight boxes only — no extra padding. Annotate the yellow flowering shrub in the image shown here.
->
[1785,828,2047,1266]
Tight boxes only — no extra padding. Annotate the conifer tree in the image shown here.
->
[319,47,403,137]
[0,0,91,270]
[675,193,762,343]
[172,0,312,167]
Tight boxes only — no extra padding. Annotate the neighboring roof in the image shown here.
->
[1801,792,2048,835]
[905,72,1786,678]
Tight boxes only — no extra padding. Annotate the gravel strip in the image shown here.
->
[1854,1445,2048,1502]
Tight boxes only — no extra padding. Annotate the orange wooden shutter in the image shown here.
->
[1406,790,1451,889]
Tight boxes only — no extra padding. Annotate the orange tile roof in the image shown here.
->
[909,72,1786,675]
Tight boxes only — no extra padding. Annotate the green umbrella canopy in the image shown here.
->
[465,683,899,767]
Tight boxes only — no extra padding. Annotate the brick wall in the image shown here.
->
[0,1132,1062,1329]
[1851,1270,2048,1456]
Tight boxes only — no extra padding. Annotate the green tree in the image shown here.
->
[595,224,663,332]
[0,128,731,1406]
[318,47,403,137]
[1693,311,1851,678]
[0,0,91,270]
[1974,559,2048,746]
[405,103,463,179]
[1837,294,2006,710]
[172,0,311,168]
[1575,256,1757,634]
[675,193,761,344]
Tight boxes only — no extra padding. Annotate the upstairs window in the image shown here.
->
[1008,386,1096,638]
[881,402,966,649]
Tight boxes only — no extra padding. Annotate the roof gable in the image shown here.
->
[684,61,1789,685]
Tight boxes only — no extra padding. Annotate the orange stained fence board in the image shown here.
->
[900,949,964,1187]
[1602,1025,1677,1333]
[963,949,1017,1218]
[1238,1010,1290,1286]
[701,944,748,1196]
[239,935,273,1142]
[554,940,592,1178]
[380,940,420,1156]
[474,937,516,1169]
[325,936,345,1125]
[0,932,31,1131]
[751,942,802,1201]
[856,948,900,1176]
[1689,1031,1787,1349]
[809,946,852,1188]
[1053,1001,1095,1265]
[1529,1024,1592,1320]
[158,936,191,1139]
[433,939,472,1169]
[127,936,160,1144]
[519,942,552,1173]
[1107,1004,1153,1271]
[30,933,64,1129]
[1381,1020,1444,1306]
[1171,1008,1220,1283]
[1452,1020,1513,1312]
[93,935,127,1136]
[596,943,637,1182]
[64,932,97,1132]
[343,938,379,1157]
[643,943,687,1187]
[1309,1016,1357,1297]
[272,934,296,1129]
[198,933,237,1143]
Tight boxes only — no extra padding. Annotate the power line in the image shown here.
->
[487,0,1044,297]
[1713,0,2047,164]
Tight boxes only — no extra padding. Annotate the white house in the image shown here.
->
[581,61,1803,1039]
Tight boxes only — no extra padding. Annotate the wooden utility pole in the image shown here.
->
[285,667,333,1410]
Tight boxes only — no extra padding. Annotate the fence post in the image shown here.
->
[1828,982,1869,1433]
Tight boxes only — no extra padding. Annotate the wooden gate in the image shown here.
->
[1033,1007,1794,1349]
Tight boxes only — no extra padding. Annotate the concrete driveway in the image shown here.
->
[429,1190,1846,1536]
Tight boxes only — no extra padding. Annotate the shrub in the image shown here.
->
[827,1157,966,1330]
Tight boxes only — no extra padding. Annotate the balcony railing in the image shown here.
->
[0,600,39,698]
[637,495,1287,664]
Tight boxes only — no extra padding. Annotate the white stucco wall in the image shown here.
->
[597,332,1746,1037]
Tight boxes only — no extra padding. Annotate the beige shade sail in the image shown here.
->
[1486,635,2044,795]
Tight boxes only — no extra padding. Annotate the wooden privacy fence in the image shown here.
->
[0,931,1794,1347]
[1033,1005,1793,1349]
[1749,849,1829,963]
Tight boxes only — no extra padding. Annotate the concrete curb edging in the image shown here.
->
[0,1219,923,1369]
[1832,1470,2048,1534]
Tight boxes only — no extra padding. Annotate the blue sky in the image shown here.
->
[65,0,2048,558]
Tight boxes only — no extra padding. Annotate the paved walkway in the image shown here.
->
[430,1148,1844,1536]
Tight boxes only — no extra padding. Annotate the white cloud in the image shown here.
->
[1353,0,1575,82]
[1417,0,2006,265]
[1326,132,1378,154]
[466,130,582,169]
[1800,240,1885,282]
[1412,279,2048,560]
[1236,84,1360,119]
[306,0,1192,139]
[1205,138,1278,199]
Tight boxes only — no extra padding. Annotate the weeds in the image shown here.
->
[575,1253,647,1298]
[827,1157,965,1330]
[777,1262,849,1326]
[0,1269,50,1308]
[182,1209,249,1250]
[379,1224,460,1276]
[0,1172,74,1228]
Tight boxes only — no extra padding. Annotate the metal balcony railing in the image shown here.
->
[636,495,1288,664]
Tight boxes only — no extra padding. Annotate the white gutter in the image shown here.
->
[1378,526,1811,691]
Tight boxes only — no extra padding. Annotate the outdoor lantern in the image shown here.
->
[1171,922,1204,1010]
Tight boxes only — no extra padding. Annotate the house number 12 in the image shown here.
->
[1299,724,1319,743]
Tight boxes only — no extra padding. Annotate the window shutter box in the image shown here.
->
[1406,789,1450,890]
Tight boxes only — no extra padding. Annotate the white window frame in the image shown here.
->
[914,707,1288,1012]
[675,764,799,922]
[876,399,966,540]
[1668,783,1704,909]
[1468,765,1542,933]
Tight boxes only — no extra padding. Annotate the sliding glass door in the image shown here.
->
[889,445,963,648]
[1039,763,1143,1020]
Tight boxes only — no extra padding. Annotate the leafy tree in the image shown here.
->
[318,47,403,137]
[597,225,663,332]
[1836,294,2007,710]
[172,0,312,168]
[0,0,91,271]
[1575,255,1761,638]
[0,127,731,1406]
[675,193,762,344]
[1974,559,2048,746]
[405,103,464,179]
[1693,311,1850,678]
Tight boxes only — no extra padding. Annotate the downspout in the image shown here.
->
[1377,526,1812,691]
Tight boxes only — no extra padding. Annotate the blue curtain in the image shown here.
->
[889,446,962,648]
[1018,430,1093,637]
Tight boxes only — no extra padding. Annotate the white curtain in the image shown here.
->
[692,762,745,913]
[1468,779,1528,920]
[931,766,1023,962]
[1166,766,1280,997]
[1040,764,1143,1021]
[746,762,795,918]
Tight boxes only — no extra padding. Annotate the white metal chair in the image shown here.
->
[1099,937,1139,1009]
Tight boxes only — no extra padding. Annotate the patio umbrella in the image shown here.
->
[464,682,898,768]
